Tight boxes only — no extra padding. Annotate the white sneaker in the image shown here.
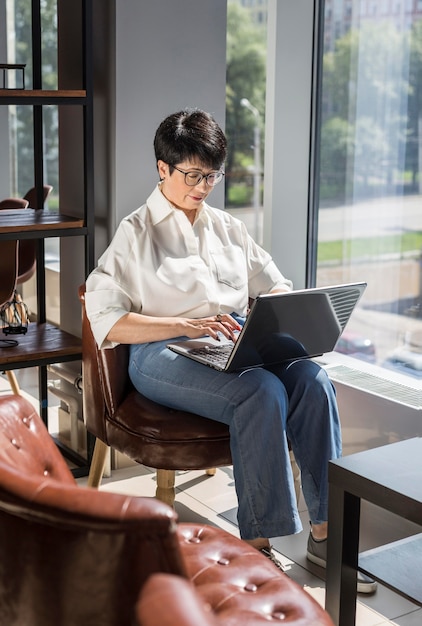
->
[306,533,377,594]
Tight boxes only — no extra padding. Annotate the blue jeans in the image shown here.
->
[129,338,342,540]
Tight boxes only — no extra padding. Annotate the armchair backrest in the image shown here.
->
[79,284,132,440]
[0,197,29,209]
[0,394,75,483]
[0,241,18,307]
[0,395,187,626]
[23,184,53,209]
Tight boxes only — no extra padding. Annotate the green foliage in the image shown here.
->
[406,19,422,180]
[225,3,266,200]
[317,231,422,264]
[226,11,422,209]
[321,19,422,203]
[227,183,252,206]
[319,117,350,201]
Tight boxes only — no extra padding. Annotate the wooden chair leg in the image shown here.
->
[87,438,109,488]
[6,371,20,395]
[156,469,176,507]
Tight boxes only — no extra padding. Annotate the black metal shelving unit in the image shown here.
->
[0,0,95,475]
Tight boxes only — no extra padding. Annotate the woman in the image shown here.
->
[85,108,375,593]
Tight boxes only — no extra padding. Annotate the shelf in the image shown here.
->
[0,209,86,239]
[0,323,82,370]
[0,89,87,105]
[359,534,422,606]
[0,0,95,474]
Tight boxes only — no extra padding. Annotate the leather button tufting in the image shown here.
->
[272,611,287,620]
[217,557,230,566]
[11,438,20,449]
[189,537,201,543]
[244,583,258,592]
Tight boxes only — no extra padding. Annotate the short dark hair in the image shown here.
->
[154,108,227,172]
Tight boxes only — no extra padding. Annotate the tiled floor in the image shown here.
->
[78,462,421,626]
[1,369,421,625]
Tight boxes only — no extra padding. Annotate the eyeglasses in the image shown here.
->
[171,165,224,187]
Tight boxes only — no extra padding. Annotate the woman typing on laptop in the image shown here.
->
[85,108,375,593]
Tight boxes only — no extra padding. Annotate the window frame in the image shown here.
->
[264,0,421,408]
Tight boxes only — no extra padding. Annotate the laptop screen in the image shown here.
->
[227,283,366,370]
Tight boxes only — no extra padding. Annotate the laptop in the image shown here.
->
[167,282,367,372]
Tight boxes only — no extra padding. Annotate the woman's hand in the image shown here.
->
[182,313,241,342]
[107,312,242,345]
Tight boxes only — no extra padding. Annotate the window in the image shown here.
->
[225,1,267,243]
[3,0,60,315]
[317,1,422,379]
[5,0,58,203]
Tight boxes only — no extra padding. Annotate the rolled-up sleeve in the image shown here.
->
[242,224,293,297]
[248,259,293,298]
[85,215,141,349]
[84,281,132,349]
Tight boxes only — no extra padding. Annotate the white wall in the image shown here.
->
[264,0,317,289]
[59,0,228,335]
[113,0,227,230]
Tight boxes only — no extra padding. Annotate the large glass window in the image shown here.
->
[2,0,60,320]
[317,1,422,381]
[5,0,58,202]
[225,0,267,244]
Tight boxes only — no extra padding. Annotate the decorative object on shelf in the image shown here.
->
[1,290,29,335]
[0,63,26,89]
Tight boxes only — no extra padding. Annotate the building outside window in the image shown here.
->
[317,0,422,379]
[228,0,421,383]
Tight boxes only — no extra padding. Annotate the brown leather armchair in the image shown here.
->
[79,284,232,504]
[79,284,301,505]
[0,394,333,626]
[136,574,221,626]
[136,572,334,626]
[0,186,52,395]
[0,197,29,209]
[0,242,18,307]
[23,184,53,208]
[0,186,53,283]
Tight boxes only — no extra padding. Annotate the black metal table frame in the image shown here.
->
[325,438,422,626]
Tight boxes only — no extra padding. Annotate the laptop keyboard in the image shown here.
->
[189,344,233,366]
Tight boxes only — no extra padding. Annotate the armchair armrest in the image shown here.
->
[136,573,219,626]
[79,284,131,440]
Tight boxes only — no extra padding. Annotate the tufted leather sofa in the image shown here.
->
[0,394,333,626]
[137,573,223,625]
[137,571,330,626]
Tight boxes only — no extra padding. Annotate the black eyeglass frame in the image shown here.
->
[170,164,225,187]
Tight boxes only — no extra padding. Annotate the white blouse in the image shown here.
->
[85,184,292,348]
